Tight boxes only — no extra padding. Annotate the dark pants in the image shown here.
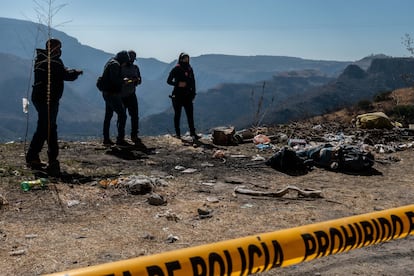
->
[103,93,126,142]
[172,96,195,136]
[27,100,59,162]
[122,93,139,139]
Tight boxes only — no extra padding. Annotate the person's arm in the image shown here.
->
[55,58,82,81]
[135,65,142,85]
[166,68,176,86]
[64,68,83,81]
[189,68,196,99]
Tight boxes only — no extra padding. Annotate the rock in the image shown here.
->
[148,193,167,206]
[197,208,213,219]
[224,177,244,184]
[125,177,154,195]
[212,126,237,146]
[182,168,197,174]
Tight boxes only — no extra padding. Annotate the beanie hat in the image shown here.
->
[128,50,137,62]
[115,50,130,64]
[46,38,62,50]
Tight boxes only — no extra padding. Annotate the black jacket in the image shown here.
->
[32,49,81,103]
[167,63,196,99]
[101,58,125,95]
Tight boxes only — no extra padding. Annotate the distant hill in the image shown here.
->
[4,17,404,142]
[142,58,414,134]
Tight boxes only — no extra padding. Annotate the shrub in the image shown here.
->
[373,91,392,102]
[357,100,373,110]
[390,105,414,125]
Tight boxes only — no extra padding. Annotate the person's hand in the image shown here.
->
[178,81,187,88]
[76,70,83,75]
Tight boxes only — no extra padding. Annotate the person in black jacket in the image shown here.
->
[101,50,131,147]
[120,50,142,145]
[167,52,200,139]
[26,38,83,176]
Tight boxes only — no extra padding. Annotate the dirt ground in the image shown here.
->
[0,123,413,276]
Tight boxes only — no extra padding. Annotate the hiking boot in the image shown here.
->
[47,160,61,177]
[26,159,47,170]
[116,139,133,148]
[131,136,142,145]
[191,133,202,140]
[103,139,115,146]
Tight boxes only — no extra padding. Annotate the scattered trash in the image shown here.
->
[212,150,226,159]
[98,178,119,188]
[174,165,186,171]
[20,178,48,191]
[312,124,323,131]
[206,196,219,203]
[229,154,248,158]
[287,138,307,147]
[355,112,402,129]
[9,249,26,256]
[234,185,323,198]
[251,154,266,161]
[22,97,29,113]
[255,143,272,151]
[199,182,215,187]
[253,134,271,145]
[67,200,80,207]
[234,129,255,143]
[166,234,179,243]
[99,175,166,195]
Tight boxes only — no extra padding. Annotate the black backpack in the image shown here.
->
[96,59,119,92]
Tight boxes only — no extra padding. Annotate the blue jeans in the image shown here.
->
[27,100,59,162]
[103,93,126,141]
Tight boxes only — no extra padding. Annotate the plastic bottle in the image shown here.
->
[20,178,48,191]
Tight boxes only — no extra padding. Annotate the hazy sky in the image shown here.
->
[1,0,413,62]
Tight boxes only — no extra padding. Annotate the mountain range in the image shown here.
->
[1,17,413,141]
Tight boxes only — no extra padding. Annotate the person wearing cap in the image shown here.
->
[26,38,83,176]
[167,52,200,139]
[101,50,132,147]
[120,50,142,145]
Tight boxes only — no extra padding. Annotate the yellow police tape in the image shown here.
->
[45,204,414,276]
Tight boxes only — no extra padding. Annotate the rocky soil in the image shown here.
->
[0,121,413,275]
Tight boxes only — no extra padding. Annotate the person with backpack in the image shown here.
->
[120,50,142,145]
[100,50,131,147]
[167,52,200,139]
[25,38,83,176]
